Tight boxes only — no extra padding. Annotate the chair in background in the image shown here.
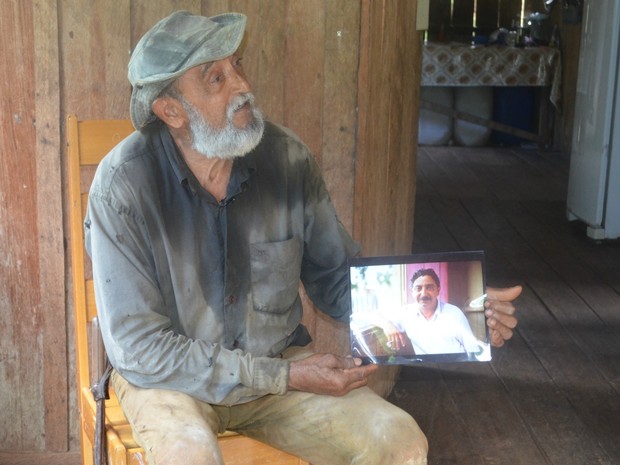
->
[67,114,309,465]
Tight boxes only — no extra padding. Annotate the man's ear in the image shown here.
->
[152,96,185,129]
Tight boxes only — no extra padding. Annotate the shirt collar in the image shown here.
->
[225,152,256,202]
[155,122,191,186]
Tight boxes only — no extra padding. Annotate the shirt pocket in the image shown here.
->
[250,236,303,314]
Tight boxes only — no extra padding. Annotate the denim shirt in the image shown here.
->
[84,120,359,405]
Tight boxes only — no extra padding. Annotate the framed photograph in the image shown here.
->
[348,251,490,365]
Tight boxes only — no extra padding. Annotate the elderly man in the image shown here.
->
[85,11,520,465]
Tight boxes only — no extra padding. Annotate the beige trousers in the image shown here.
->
[112,349,428,465]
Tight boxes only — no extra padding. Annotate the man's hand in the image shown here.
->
[377,320,409,352]
[485,285,522,347]
[288,353,380,396]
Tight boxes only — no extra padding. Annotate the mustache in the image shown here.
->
[228,93,256,115]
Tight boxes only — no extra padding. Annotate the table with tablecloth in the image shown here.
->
[420,42,562,144]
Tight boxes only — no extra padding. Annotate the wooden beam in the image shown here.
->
[420,99,547,144]
[355,0,422,399]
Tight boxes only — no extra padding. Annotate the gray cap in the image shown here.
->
[128,11,247,129]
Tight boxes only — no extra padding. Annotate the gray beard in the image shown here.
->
[180,93,265,159]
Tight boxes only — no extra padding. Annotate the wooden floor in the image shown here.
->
[388,145,620,465]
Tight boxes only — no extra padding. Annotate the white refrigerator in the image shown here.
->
[566,0,620,240]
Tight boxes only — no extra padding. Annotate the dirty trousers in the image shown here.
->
[111,351,428,465]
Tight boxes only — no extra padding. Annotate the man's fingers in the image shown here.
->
[486,285,520,326]
[489,329,508,347]
[487,304,517,347]
[486,285,522,302]
[487,304,518,326]
[488,318,514,340]
[483,286,522,348]
[344,363,379,383]
[387,335,405,351]
[344,356,362,369]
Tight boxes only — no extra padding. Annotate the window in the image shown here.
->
[427,0,541,43]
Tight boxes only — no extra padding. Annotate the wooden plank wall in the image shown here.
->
[355,0,420,257]
[0,1,44,452]
[0,0,422,454]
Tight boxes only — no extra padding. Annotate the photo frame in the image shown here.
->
[349,251,490,364]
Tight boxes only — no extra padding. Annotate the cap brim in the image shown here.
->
[130,80,172,130]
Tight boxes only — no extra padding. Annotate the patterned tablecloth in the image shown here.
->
[422,42,562,109]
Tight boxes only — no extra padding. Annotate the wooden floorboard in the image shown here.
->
[390,145,620,465]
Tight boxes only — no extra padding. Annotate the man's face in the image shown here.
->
[411,275,440,313]
[173,54,264,159]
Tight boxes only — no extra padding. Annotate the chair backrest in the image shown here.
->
[66,114,134,395]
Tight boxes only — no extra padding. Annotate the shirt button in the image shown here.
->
[227,295,236,305]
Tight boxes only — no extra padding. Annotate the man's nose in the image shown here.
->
[229,68,251,93]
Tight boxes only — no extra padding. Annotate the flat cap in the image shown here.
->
[128,11,246,129]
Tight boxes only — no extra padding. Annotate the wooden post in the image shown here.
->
[352,0,422,397]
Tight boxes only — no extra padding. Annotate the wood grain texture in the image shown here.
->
[355,0,420,257]
[33,0,68,452]
[246,1,287,125]
[282,0,325,162]
[60,0,131,119]
[321,0,360,231]
[0,0,44,451]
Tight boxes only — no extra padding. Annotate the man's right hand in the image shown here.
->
[378,321,409,352]
[288,353,380,396]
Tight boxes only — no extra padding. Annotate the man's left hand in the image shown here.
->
[485,286,522,347]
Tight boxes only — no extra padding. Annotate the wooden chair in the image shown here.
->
[67,114,309,465]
